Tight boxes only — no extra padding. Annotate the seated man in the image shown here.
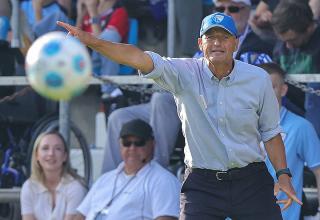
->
[101,92,181,173]
[260,62,320,220]
[76,119,180,220]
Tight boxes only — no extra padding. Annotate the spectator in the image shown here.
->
[20,0,73,37]
[20,131,87,220]
[260,62,320,220]
[250,0,320,41]
[271,0,320,137]
[101,92,180,173]
[57,0,74,17]
[76,0,129,98]
[75,119,180,220]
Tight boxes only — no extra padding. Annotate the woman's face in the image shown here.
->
[36,134,67,173]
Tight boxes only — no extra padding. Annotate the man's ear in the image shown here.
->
[281,83,288,97]
[198,38,203,51]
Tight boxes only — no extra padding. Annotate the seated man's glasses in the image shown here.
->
[121,139,146,147]
[215,6,245,13]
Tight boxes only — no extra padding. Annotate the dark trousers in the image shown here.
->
[180,162,282,220]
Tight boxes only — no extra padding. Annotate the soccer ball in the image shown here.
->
[25,31,92,101]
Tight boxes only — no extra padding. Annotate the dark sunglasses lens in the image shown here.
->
[122,140,146,147]
[135,140,146,147]
[228,6,240,13]
[215,7,225,13]
[215,6,241,13]
[122,141,131,147]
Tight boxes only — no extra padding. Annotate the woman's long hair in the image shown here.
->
[30,131,86,187]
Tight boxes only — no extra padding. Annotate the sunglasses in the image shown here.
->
[121,139,146,147]
[215,6,245,13]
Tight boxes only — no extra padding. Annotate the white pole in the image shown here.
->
[10,0,21,48]
[167,0,175,57]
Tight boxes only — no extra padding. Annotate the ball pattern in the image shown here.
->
[25,31,92,101]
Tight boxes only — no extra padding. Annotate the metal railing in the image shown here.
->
[1,73,320,204]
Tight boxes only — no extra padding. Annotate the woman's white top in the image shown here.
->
[20,175,87,220]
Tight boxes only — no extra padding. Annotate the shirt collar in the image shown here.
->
[31,179,47,194]
[32,175,73,194]
[202,58,236,83]
[226,61,237,84]
[116,160,154,177]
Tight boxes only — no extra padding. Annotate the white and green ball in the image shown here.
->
[26,31,92,101]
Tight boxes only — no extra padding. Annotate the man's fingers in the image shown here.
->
[281,198,292,211]
[274,183,280,196]
[290,194,303,205]
[280,186,303,205]
[276,199,288,204]
[57,21,75,33]
[283,188,303,205]
[56,21,68,29]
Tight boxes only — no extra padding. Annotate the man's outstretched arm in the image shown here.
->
[57,21,154,74]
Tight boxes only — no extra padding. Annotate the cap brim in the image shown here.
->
[201,25,236,37]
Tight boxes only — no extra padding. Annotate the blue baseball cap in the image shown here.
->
[199,12,238,37]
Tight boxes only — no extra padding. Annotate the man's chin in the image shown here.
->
[208,58,225,65]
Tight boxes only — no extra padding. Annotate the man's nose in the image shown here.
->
[213,38,221,45]
[224,11,232,16]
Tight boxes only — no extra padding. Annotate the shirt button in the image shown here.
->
[219,118,223,122]
[219,102,223,105]
[228,149,232,152]
[221,133,225,137]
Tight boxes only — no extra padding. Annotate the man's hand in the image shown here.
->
[251,11,272,28]
[274,175,303,211]
[57,21,97,46]
[57,21,154,74]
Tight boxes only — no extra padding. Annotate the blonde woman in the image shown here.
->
[20,131,87,220]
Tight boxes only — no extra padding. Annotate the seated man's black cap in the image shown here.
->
[120,119,154,140]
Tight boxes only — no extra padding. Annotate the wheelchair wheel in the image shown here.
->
[27,116,92,185]
[0,203,20,220]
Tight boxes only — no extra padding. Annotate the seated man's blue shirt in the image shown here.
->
[265,107,320,220]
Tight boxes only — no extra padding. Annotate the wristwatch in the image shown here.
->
[90,16,100,25]
[276,168,292,179]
